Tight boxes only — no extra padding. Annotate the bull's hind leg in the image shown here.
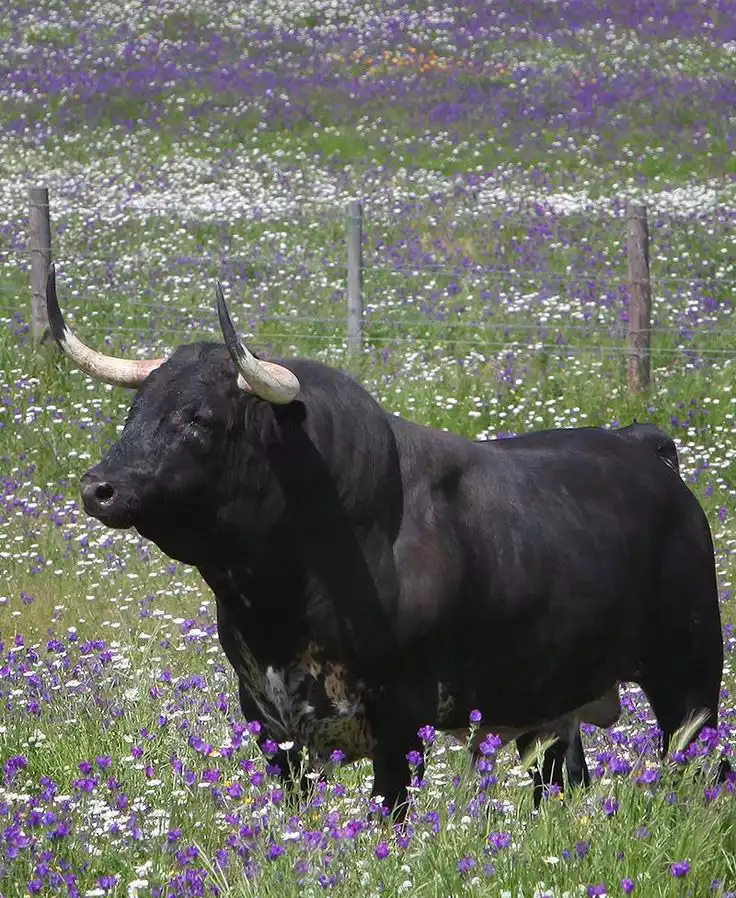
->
[638,671,732,782]
[516,724,590,808]
[561,725,591,789]
[639,525,733,783]
[515,730,568,807]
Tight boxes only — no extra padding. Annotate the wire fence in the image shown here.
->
[7,188,736,385]
[3,306,735,342]
[4,251,736,288]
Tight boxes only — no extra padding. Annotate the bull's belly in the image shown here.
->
[228,634,621,765]
[232,634,375,763]
[437,681,622,750]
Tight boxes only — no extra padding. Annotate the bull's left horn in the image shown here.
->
[216,281,300,404]
[46,264,167,388]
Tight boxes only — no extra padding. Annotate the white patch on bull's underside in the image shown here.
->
[263,665,297,723]
[334,696,361,716]
[233,633,374,761]
[436,681,456,726]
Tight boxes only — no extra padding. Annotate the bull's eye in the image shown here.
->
[191,412,211,429]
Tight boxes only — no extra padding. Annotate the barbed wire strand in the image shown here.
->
[13,325,736,357]
[2,272,736,298]
[3,250,736,285]
[4,303,734,334]
[2,300,734,336]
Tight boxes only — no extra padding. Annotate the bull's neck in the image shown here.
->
[199,546,310,663]
[196,496,399,681]
[194,405,403,674]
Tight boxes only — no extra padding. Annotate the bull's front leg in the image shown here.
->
[365,689,424,824]
[370,742,423,824]
[237,679,312,794]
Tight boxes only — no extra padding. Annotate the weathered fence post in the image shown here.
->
[346,200,363,354]
[626,202,651,393]
[28,186,55,349]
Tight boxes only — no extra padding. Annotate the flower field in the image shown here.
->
[2,0,736,895]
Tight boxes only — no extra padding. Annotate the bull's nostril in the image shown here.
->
[80,476,131,527]
[94,482,115,504]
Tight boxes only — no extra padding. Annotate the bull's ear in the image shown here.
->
[273,398,306,432]
[243,397,306,445]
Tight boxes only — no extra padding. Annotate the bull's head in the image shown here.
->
[46,265,302,561]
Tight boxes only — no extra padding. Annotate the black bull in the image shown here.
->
[46,270,731,818]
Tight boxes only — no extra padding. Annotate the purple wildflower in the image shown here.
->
[487,832,511,852]
[417,725,436,745]
[50,821,71,840]
[609,756,632,775]
[479,733,503,755]
[621,880,635,894]
[3,755,28,785]
[671,861,691,878]
[72,777,97,793]
[375,842,390,860]
[226,782,243,799]
[602,797,619,816]
[636,768,659,786]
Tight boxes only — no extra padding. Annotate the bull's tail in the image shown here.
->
[613,421,680,475]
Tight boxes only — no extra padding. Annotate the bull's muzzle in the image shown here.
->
[80,472,133,528]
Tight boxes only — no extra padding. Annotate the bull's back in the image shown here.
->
[394,422,683,618]
[467,429,698,606]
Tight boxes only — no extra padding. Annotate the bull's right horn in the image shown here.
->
[46,264,167,388]
[216,281,300,404]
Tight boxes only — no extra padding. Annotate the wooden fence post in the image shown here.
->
[626,202,651,393]
[346,200,364,354]
[28,186,55,349]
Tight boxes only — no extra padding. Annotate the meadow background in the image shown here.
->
[2,0,736,895]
